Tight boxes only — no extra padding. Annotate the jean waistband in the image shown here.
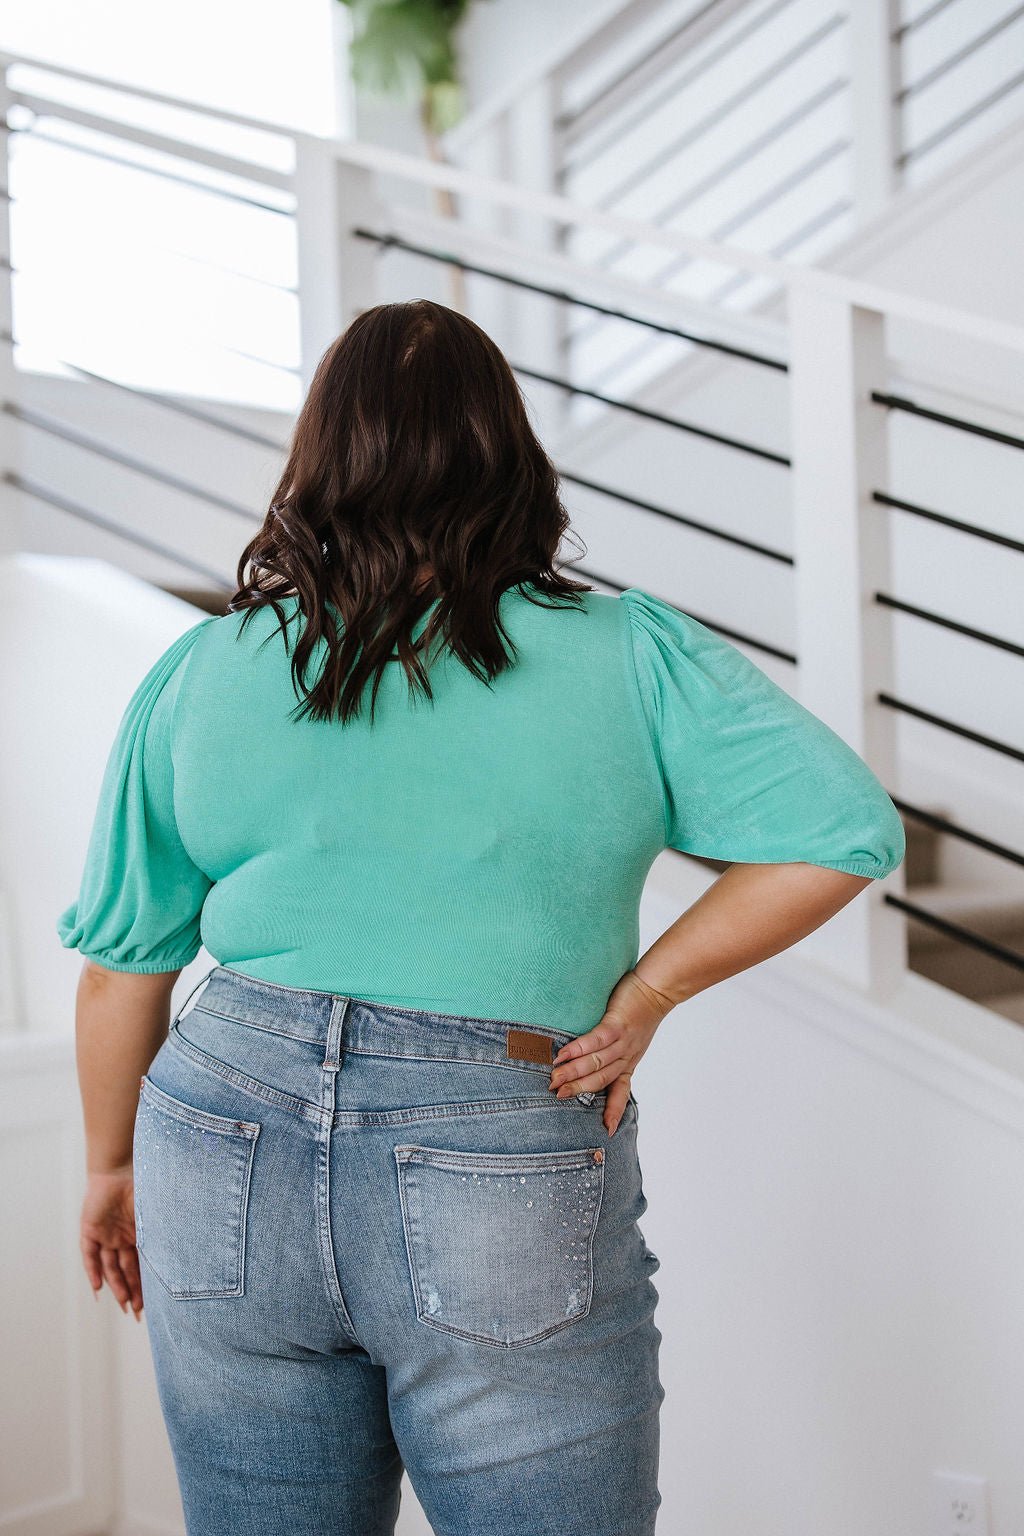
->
[184,966,588,1080]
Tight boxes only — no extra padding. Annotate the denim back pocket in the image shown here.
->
[395,1143,605,1348]
[134,1076,260,1299]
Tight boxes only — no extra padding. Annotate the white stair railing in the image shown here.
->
[1,52,1023,1027]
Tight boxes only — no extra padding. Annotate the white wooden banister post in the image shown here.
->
[787,278,907,998]
[0,64,21,559]
[294,137,383,394]
[850,0,902,221]
[504,76,571,437]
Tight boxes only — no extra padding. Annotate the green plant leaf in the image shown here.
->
[336,0,485,126]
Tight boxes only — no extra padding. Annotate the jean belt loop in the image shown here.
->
[322,995,351,1073]
[170,965,216,1029]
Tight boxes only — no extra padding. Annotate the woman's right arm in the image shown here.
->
[579,588,908,1139]
[551,861,874,1136]
[634,859,875,1004]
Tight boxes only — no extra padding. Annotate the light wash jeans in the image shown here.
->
[134,965,664,1535]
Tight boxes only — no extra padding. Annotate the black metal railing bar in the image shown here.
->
[622,77,849,248]
[558,468,793,563]
[2,400,261,522]
[356,227,787,372]
[874,592,1024,659]
[893,797,1024,869]
[1,328,292,451]
[872,491,1024,555]
[565,13,846,207]
[877,693,1024,764]
[871,391,1024,451]
[567,563,797,662]
[893,0,960,41]
[896,4,1024,103]
[559,0,815,159]
[898,67,1024,166]
[4,470,233,588]
[1,327,785,559]
[882,893,1024,975]
[622,140,850,304]
[513,362,790,465]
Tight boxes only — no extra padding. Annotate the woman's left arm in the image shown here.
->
[76,960,182,1319]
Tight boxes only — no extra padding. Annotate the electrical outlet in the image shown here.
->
[930,1472,989,1536]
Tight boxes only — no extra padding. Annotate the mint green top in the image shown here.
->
[57,585,905,1035]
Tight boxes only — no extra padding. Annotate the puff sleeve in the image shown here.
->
[56,617,217,972]
[622,588,906,877]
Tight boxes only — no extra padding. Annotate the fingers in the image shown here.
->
[86,1243,145,1318]
[553,1054,620,1096]
[552,1022,621,1070]
[99,1244,134,1315]
[549,1023,638,1139]
[551,1027,632,1096]
[603,1076,632,1137]
[80,1236,104,1297]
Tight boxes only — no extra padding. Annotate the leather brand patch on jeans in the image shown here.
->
[506,1026,555,1064]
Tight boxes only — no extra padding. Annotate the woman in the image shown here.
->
[57,298,905,1536]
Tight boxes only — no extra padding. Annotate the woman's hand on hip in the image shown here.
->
[549,971,674,1137]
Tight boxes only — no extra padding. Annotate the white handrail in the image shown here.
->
[325,135,1024,355]
[360,203,788,357]
[9,88,292,190]
[0,47,303,140]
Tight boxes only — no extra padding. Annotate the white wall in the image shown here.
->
[638,856,1024,1536]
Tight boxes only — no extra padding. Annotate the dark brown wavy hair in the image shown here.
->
[228,299,590,724]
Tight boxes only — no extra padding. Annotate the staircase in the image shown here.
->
[3,4,1024,1033]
